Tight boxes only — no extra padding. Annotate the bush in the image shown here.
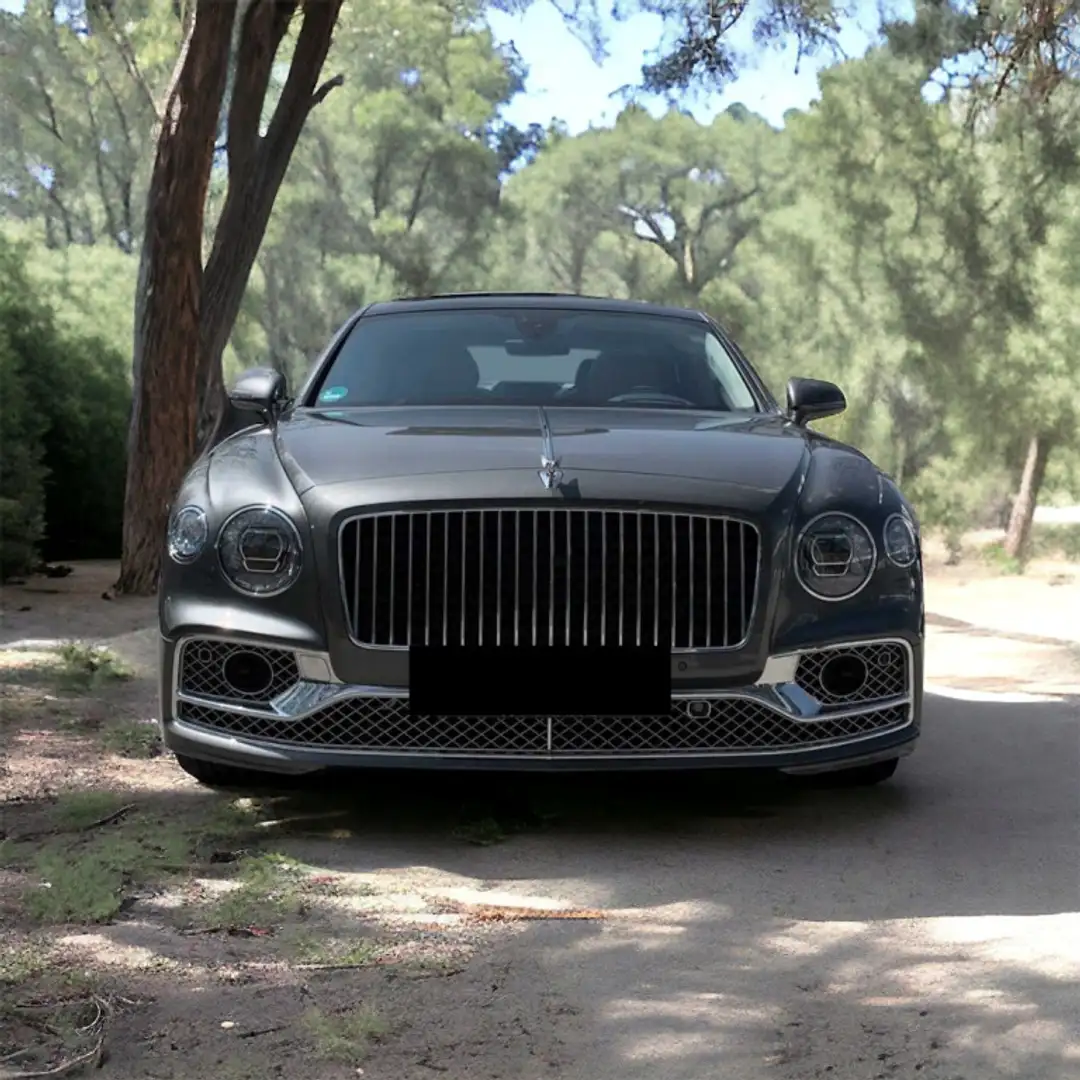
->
[36,332,130,562]
[0,251,52,578]
[0,238,129,577]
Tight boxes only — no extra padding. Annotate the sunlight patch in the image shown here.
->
[926,683,1067,704]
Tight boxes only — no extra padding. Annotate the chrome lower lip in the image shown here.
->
[175,677,910,727]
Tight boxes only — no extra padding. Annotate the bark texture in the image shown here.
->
[116,0,344,595]
[1003,432,1053,561]
[196,0,344,450]
[115,0,234,596]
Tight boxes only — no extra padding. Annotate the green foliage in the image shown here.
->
[0,242,53,578]
[0,236,129,574]
[2,0,1080,557]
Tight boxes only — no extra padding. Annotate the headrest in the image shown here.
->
[576,352,679,401]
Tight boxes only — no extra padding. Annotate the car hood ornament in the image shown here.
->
[537,407,564,490]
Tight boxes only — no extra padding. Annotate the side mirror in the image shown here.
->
[229,367,288,421]
[786,377,846,427]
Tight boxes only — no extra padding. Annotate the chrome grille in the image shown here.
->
[339,508,759,650]
[177,699,910,755]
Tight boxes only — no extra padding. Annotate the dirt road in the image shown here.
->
[2,560,1079,1079]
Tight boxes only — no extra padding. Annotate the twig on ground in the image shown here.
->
[237,1024,287,1039]
[78,805,135,831]
[0,1032,105,1079]
[9,804,136,843]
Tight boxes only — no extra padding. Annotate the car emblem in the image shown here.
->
[538,455,564,489]
[536,407,564,490]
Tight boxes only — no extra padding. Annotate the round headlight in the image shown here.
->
[883,513,918,568]
[795,512,877,601]
[217,506,303,597]
[167,505,208,563]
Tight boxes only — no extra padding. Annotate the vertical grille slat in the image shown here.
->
[340,508,759,650]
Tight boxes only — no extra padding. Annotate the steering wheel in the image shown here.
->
[607,386,696,406]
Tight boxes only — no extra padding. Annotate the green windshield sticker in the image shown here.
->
[319,385,349,403]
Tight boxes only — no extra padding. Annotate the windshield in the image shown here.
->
[308,308,761,412]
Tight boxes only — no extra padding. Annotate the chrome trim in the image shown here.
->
[793,510,878,604]
[755,654,799,685]
[536,406,563,490]
[167,505,209,565]
[171,711,914,764]
[169,633,917,761]
[337,506,762,653]
[174,635,915,726]
[177,681,910,726]
[215,505,304,599]
[883,512,918,569]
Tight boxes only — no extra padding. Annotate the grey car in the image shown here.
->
[159,293,923,788]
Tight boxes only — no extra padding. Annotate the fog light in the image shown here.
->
[222,650,274,696]
[819,654,868,698]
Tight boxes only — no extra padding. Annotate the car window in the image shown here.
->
[309,308,760,412]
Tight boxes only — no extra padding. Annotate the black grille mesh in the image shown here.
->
[794,643,908,706]
[178,640,300,706]
[177,699,910,755]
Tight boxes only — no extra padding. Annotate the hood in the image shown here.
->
[274,405,812,499]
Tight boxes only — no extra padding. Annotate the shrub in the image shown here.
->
[0,249,51,578]
[0,238,130,575]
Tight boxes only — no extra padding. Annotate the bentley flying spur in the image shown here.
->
[159,293,924,788]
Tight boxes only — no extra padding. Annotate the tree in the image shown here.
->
[110,0,1080,594]
[116,0,344,594]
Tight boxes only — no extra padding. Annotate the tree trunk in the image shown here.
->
[195,0,344,451]
[116,0,344,594]
[114,1,235,596]
[1003,432,1052,561]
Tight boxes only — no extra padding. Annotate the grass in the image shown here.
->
[50,643,132,692]
[7,796,265,926]
[99,718,162,758]
[51,790,129,830]
[190,853,309,932]
[978,540,1025,575]
[452,815,508,846]
[1029,522,1080,563]
[304,1004,388,1065]
[290,934,389,968]
[0,942,54,986]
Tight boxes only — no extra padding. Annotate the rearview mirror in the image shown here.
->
[786,377,846,427]
[504,338,571,356]
[229,367,288,420]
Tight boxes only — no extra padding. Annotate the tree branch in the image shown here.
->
[311,72,344,109]
[227,0,298,185]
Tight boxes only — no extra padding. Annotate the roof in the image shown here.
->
[362,292,710,322]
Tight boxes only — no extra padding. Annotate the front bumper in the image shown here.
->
[159,634,923,775]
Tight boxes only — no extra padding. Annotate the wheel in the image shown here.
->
[174,753,279,791]
[828,757,899,787]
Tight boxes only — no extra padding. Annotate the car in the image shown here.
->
[159,292,923,788]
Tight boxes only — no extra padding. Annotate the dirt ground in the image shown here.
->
[2,549,1079,1079]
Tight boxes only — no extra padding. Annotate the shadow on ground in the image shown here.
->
[4,690,1078,1079]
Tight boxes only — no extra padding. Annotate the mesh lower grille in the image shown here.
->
[177,699,911,756]
[794,643,908,706]
[178,640,300,707]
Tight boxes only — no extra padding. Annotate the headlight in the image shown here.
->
[883,513,918,568]
[794,512,877,601]
[217,506,303,596]
[167,505,209,563]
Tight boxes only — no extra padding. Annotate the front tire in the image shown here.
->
[174,753,279,791]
